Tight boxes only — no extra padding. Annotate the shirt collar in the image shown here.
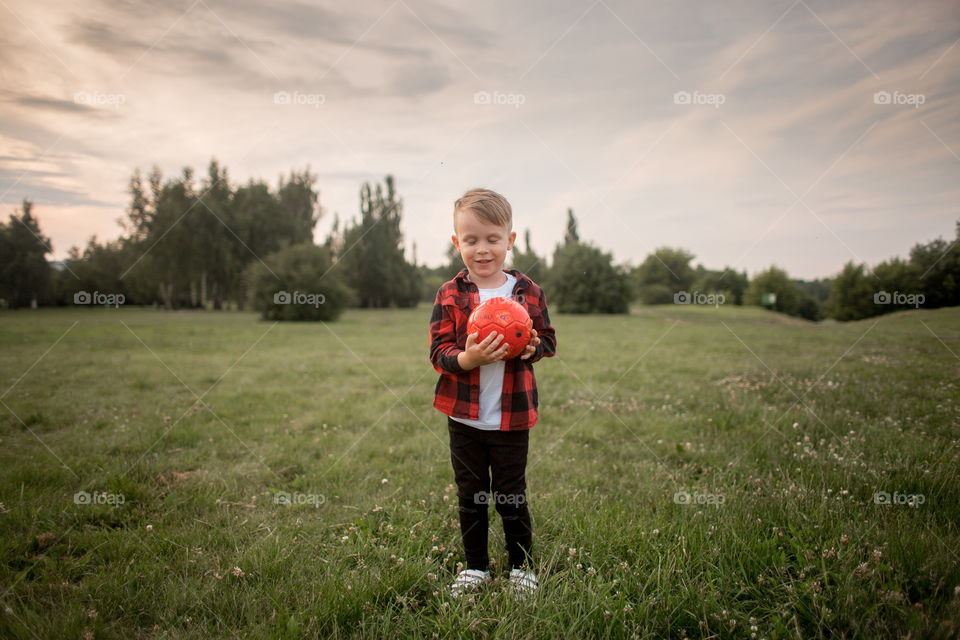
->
[455,268,530,292]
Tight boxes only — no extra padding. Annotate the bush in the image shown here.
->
[630,247,696,304]
[825,262,878,321]
[549,242,630,314]
[744,266,803,316]
[244,243,353,321]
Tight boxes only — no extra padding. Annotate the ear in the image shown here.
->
[507,230,517,250]
[450,234,460,250]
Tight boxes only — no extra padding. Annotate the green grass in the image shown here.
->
[0,304,958,639]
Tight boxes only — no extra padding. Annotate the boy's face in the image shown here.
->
[451,208,516,282]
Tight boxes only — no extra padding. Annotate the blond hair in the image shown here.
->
[453,188,512,232]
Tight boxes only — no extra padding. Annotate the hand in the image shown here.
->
[459,330,510,370]
[519,328,541,360]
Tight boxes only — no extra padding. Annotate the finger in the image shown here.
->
[479,331,497,346]
[530,328,538,337]
[483,339,505,356]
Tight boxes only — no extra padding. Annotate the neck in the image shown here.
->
[469,269,507,288]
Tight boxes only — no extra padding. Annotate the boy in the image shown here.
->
[428,188,557,598]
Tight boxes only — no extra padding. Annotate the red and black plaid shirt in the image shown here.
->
[428,268,557,431]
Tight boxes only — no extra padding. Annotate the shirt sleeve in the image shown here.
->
[526,287,556,365]
[429,287,467,374]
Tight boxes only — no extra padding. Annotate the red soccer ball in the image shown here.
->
[467,297,533,360]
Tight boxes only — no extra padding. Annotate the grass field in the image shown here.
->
[1,304,958,639]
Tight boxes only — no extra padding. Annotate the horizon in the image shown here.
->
[23,193,958,282]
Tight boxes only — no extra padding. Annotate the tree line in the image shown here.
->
[0,160,419,320]
[420,209,958,321]
[1,159,957,322]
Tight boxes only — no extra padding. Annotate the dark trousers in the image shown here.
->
[447,416,532,571]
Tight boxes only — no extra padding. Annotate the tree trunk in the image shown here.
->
[201,271,208,309]
[159,282,174,310]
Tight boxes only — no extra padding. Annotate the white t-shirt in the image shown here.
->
[450,271,518,430]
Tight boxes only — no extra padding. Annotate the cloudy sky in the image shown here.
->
[1,0,958,279]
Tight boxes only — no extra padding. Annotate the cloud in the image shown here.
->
[0,0,956,280]
[0,166,120,208]
[4,92,108,115]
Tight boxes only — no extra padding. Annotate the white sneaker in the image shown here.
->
[450,569,491,598]
[509,568,538,598]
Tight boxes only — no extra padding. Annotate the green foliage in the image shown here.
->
[794,277,831,304]
[549,242,630,313]
[5,157,956,328]
[53,237,129,306]
[334,176,421,308]
[744,266,806,317]
[563,208,579,245]
[793,295,822,321]
[418,266,447,303]
[692,265,749,305]
[909,221,959,308]
[86,160,321,310]
[825,258,928,322]
[2,160,326,311]
[509,229,545,284]
[244,243,352,321]
[824,222,958,321]
[26,166,420,312]
[417,242,468,304]
[631,247,696,304]
[545,209,629,313]
[0,199,51,309]
[441,242,464,278]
